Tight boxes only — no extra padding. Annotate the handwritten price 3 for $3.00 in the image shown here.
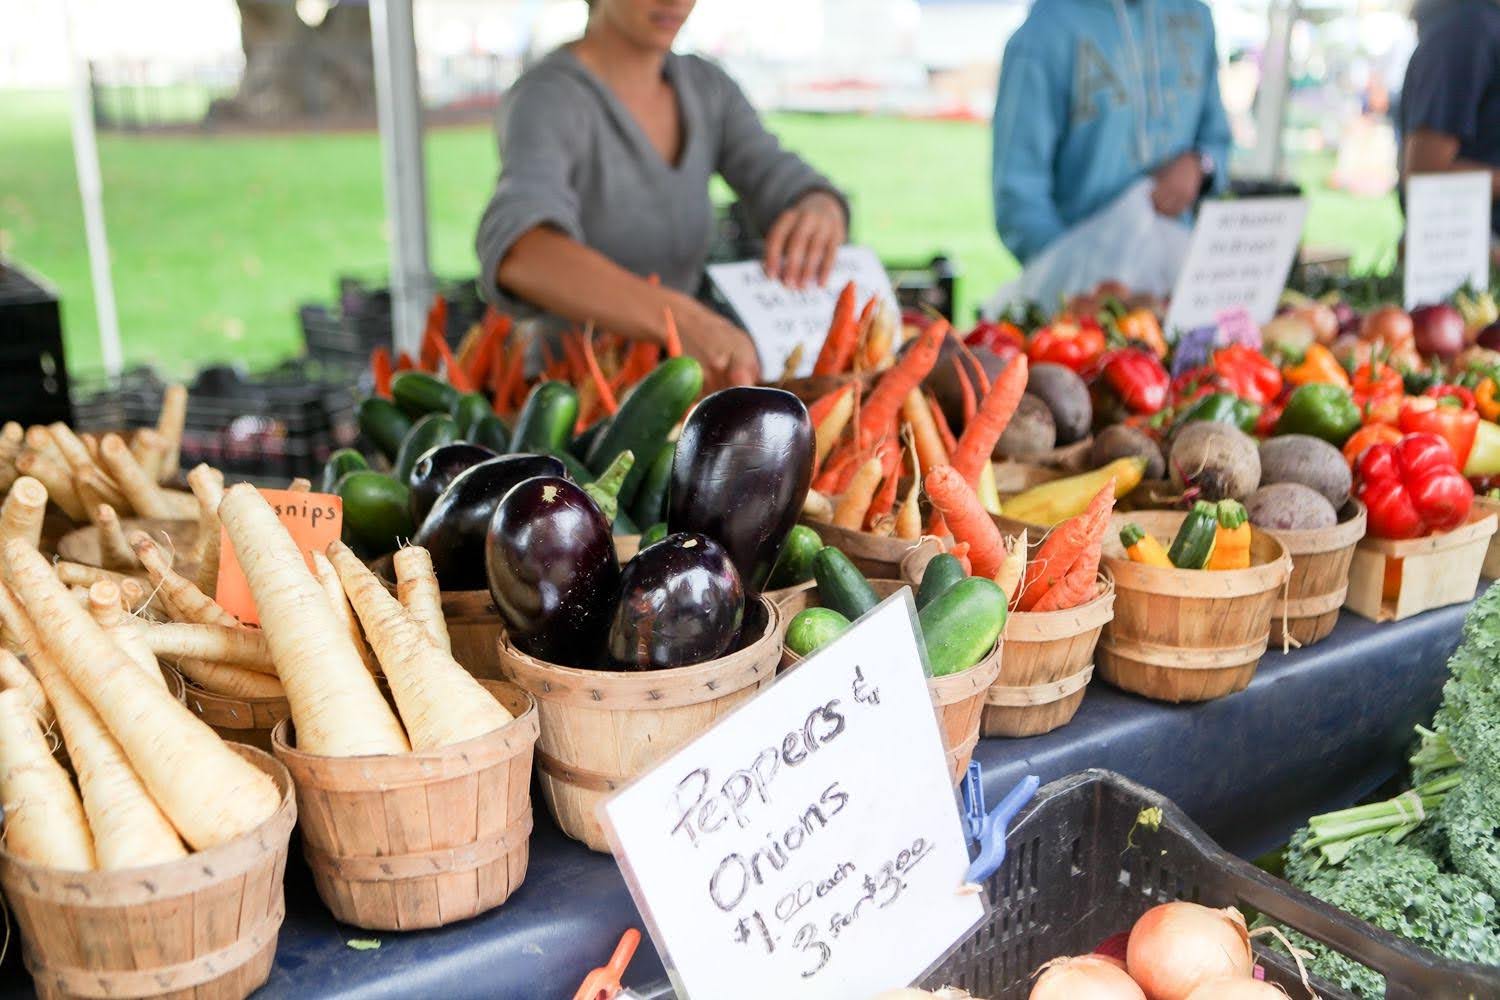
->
[667,666,935,980]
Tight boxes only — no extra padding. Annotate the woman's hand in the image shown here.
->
[672,298,762,391]
[763,190,847,290]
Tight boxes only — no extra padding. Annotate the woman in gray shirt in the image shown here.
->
[475,0,848,388]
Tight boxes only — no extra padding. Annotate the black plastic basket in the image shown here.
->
[71,362,357,482]
[298,276,486,381]
[921,770,1500,1000]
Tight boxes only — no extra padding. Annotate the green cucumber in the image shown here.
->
[449,392,492,438]
[767,525,822,589]
[512,382,579,455]
[336,471,414,556]
[640,522,669,547]
[1167,500,1219,570]
[394,413,460,484]
[554,449,596,485]
[812,546,879,621]
[391,371,459,419]
[919,576,1006,677]
[916,553,967,609]
[319,448,369,494]
[470,414,511,453]
[630,442,676,529]
[358,397,412,462]
[571,417,609,461]
[785,608,852,658]
[584,356,703,506]
[583,450,635,523]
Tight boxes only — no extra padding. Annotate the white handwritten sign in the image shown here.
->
[708,245,899,377]
[1164,197,1308,334]
[1404,172,1492,309]
[600,593,982,1000]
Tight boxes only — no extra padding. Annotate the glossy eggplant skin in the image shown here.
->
[667,387,813,594]
[414,454,563,590]
[408,443,498,525]
[486,476,622,666]
[607,533,745,670]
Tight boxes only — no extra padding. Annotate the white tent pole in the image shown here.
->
[1247,0,1298,181]
[369,0,434,354]
[61,0,123,376]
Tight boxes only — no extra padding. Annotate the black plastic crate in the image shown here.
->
[921,770,1500,1000]
[71,362,357,482]
[299,276,486,380]
[0,260,72,426]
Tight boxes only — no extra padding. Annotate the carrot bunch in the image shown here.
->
[809,282,899,377]
[1013,481,1115,612]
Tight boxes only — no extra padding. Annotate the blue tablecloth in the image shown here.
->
[0,603,1469,1000]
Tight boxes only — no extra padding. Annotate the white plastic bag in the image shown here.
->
[984,179,1192,316]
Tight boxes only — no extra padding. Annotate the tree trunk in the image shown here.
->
[208,0,376,124]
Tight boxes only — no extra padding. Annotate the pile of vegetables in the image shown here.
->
[793,280,900,379]
[1270,580,1500,995]
[1118,500,1251,572]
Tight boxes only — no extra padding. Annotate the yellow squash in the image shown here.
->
[999,456,1146,527]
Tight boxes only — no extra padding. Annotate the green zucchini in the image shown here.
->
[394,413,460,485]
[640,522,669,547]
[916,553,966,609]
[766,525,822,589]
[336,471,414,556]
[785,608,852,658]
[391,371,459,419]
[319,448,369,494]
[554,449,596,485]
[470,414,511,453]
[511,382,579,455]
[584,357,703,506]
[357,397,412,462]
[919,576,1006,677]
[449,392,492,438]
[629,442,676,530]
[1167,500,1219,570]
[812,546,879,621]
[571,417,609,461]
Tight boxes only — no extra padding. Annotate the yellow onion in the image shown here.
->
[1029,955,1146,999]
[1126,902,1253,1000]
[1184,978,1287,999]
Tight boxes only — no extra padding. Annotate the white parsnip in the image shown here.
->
[55,560,144,604]
[311,551,379,676]
[173,657,285,699]
[100,434,174,519]
[131,532,238,627]
[157,384,188,481]
[0,648,50,727]
[76,465,131,516]
[218,486,408,756]
[329,541,511,750]
[188,464,224,594]
[0,422,22,464]
[23,426,65,469]
[0,688,95,870]
[94,504,138,571]
[130,429,169,485]
[15,450,85,521]
[0,476,48,550]
[2,541,280,849]
[394,545,450,653]
[48,422,106,479]
[139,622,276,673]
[85,583,166,688]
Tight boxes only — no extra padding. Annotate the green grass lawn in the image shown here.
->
[0,89,1403,377]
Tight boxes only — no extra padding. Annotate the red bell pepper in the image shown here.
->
[1397,385,1480,469]
[1094,349,1169,415]
[1351,358,1403,406]
[965,320,1025,355]
[1211,343,1283,407]
[1342,423,1402,468]
[1355,432,1474,539]
[1027,317,1105,372]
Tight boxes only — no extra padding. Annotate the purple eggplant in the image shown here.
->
[486,476,621,666]
[415,454,563,590]
[667,387,813,594]
[408,443,498,525]
[608,533,744,670]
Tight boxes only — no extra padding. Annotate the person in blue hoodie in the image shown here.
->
[991,0,1233,266]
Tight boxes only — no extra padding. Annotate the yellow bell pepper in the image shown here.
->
[1464,419,1500,478]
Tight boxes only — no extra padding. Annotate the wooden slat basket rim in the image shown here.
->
[367,552,496,622]
[797,516,924,568]
[499,595,780,711]
[172,669,291,727]
[986,664,1093,707]
[1354,507,1498,557]
[927,641,1004,705]
[1004,574,1116,640]
[1101,510,1291,598]
[1265,498,1367,556]
[270,681,539,790]
[0,744,295,904]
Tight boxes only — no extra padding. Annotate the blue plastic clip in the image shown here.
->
[960,762,1039,886]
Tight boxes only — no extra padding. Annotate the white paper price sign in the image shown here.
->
[600,593,983,1000]
[1404,172,1492,309]
[1164,197,1308,334]
[708,245,899,378]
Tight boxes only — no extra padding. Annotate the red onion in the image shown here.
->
[1126,902,1253,1000]
[1411,303,1466,360]
[1030,955,1146,999]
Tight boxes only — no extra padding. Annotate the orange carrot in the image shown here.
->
[832,455,884,530]
[663,307,683,358]
[426,328,474,393]
[419,297,446,371]
[900,389,947,477]
[465,311,510,389]
[371,347,393,399]
[812,446,859,495]
[952,354,1028,487]
[857,320,948,448]
[808,384,855,426]
[924,465,1006,578]
[952,356,977,425]
[617,340,659,390]
[864,439,903,529]
[948,542,973,576]
[395,350,415,372]
[581,332,620,415]
[1029,546,1103,612]
[812,282,859,376]
[1017,481,1114,611]
[926,392,959,454]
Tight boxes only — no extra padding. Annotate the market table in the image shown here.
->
[0,601,1470,999]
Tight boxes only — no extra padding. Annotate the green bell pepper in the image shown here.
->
[1274,383,1361,445]
[1174,392,1261,435]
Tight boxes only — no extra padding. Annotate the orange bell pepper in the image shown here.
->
[1116,308,1169,358]
[1475,377,1500,422]
[1284,344,1351,389]
[1342,423,1402,467]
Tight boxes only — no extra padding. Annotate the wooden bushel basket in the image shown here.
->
[1475,495,1500,580]
[767,371,874,406]
[0,746,296,1000]
[985,576,1114,738]
[498,597,780,852]
[1098,510,1290,703]
[613,534,642,563]
[56,517,198,576]
[370,554,505,681]
[271,681,539,931]
[1268,499,1366,647]
[778,580,999,785]
[168,666,292,754]
[800,517,926,579]
[1344,507,1498,623]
